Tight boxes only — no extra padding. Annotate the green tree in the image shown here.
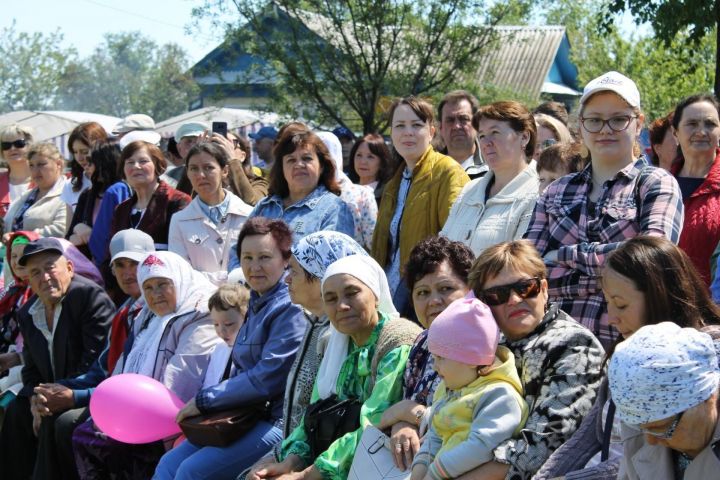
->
[195,0,517,133]
[0,22,78,112]
[603,0,720,96]
[59,32,199,120]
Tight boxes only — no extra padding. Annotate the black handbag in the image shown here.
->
[303,395,362,458]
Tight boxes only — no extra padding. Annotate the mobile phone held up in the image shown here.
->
[212,121,228,138]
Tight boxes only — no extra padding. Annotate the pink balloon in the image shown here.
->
[90,373,185,444]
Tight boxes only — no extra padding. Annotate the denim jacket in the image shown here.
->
[195,281,306,421]
[249,185,355,242]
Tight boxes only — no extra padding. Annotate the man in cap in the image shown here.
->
[331,126,356,172]
[112,114,156,139]
[609,322,720,479]
[24,230,156,480]
[162,122,207,194]
[249,126,278,172]
[0,238,115,479]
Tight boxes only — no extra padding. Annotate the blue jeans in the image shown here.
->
[153,420,282,480]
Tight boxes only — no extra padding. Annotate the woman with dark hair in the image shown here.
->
[524,71,683,348]
[155,217,306,480]
[0,124,33,219]
[169,141,252,285]
[62,122,108,215]
[668,94,720,285]
[249,127,354,242]
[442,101,540,256]
[372,96,469,314]
[347,133,395,205]
[536,235,720,479]
[67,143,131,264]
[648,112,677,170]
[467,239,604,480]
[376,236,474,470]
[109,141,190,252]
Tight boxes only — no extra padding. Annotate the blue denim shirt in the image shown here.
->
[195,280,306,420]
[228,185,355,270]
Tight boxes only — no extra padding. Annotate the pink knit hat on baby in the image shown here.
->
[428,295,500,366]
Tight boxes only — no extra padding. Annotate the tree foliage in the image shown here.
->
[0,22,78,112]
[195,0,518,133]
[602,0,720,96]
[58,32,199,120]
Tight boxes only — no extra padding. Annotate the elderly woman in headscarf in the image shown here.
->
[609,322,720,479]
[248,255,421,480]
[71,251,219,479]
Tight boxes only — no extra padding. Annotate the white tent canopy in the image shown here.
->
[155,107,279,138]
[0,110,121,158]
[0,110,121,142]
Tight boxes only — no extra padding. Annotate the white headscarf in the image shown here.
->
[316,254,399,399]
[316,131,350,183]
[123,251,215,378]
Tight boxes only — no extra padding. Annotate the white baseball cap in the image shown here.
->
[119,130,162,150]
[580,71,641,108]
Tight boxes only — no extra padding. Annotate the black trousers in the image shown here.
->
[0,395,87,480]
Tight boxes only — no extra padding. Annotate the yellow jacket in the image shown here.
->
[371,146,469,269]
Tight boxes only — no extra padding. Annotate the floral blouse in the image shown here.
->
[402,330,440,407]
[340,178,377,251]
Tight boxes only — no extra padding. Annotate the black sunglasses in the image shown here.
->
[1,139,27,151]
[477,277,542,306]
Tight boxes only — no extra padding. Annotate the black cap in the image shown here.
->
[19,238,64,266]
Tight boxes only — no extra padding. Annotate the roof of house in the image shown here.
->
[191,10,580,101]
[473,26,579,96]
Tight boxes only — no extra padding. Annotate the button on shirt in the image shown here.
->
[28,299,63,377]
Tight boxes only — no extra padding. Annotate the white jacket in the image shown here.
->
[441,161,539,255]
[168,190,252,285]
[4,176,67,237]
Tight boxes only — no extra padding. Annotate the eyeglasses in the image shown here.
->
[1,139,27,151]
[638,411,684,439]
[580,115,637,133]
[476,277,542,306]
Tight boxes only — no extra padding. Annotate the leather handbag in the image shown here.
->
[303,395,362,458]
[348,425,411,480]
[179,402,268,447]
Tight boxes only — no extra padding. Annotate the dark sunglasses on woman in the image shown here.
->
[476,277,542,306]
[0,139,27,151]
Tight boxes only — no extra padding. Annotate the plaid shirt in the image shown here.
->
[524,159,684,347]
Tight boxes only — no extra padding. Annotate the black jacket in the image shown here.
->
[18,275,114,397]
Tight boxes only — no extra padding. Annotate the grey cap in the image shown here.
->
[110,229,155,263]
[113,114,156,134]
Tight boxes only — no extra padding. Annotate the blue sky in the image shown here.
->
[4,0,647,68]
[1,0,228,65]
